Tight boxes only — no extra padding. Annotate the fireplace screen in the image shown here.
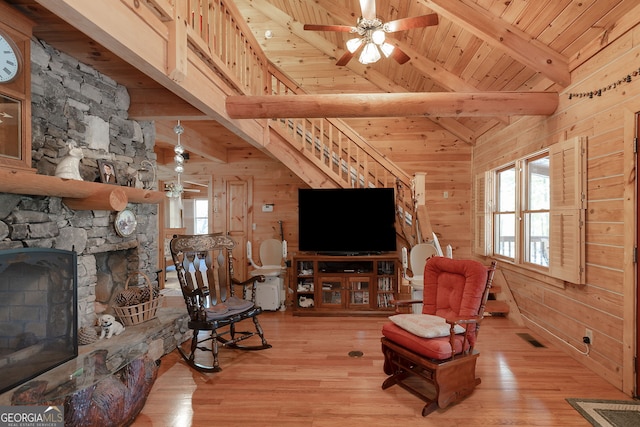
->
[0,248,78,394]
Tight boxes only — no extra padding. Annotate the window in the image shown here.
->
[494,166,516,259]
[523,155,549,266]
[492,157,548,267]
[194,199,209,234]
[475,137,586,284]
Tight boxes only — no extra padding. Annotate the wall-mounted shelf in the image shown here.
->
[0,168,164,211]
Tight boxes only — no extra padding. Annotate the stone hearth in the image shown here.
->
[1,304,190,416]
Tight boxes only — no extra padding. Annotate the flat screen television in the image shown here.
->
[298,187,397,255]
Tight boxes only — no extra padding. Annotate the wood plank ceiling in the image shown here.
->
[234,0,638,138]
[6,0,640,180]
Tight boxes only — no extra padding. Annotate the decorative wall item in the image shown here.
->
[97,159,118,184]
[137,159,156,190]
[114,209,137,237]
[54,140,84,180]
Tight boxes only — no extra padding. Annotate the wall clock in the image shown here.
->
[0,4,33,172]
[115,209,137,237]
[0,32,19,83]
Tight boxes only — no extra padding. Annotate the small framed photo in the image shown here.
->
[97,159,118,185]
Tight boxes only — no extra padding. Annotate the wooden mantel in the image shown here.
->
[0,169,164,211]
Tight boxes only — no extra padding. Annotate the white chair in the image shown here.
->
[247,239,287,310]
[248,238,287,275]
[402,242,439,313]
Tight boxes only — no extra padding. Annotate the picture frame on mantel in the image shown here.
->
[97,159,118,185]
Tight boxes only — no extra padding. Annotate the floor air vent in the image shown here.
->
[516,333,545,348]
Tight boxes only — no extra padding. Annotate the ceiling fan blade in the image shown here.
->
[303,24,355,32]
[336,50,356,66]
[385,13,439,33]
[359,0,376,20]
[183,180,208,187]
[389,46,411,64]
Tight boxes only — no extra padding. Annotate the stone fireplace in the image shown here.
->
[0,39,160,330]
[0,38,189,411]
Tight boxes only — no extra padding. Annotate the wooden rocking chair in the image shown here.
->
[170,233,271,372]
[381,257,497,416]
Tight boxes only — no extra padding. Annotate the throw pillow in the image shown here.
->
[388,313,466,338]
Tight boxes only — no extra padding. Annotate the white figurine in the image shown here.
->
[298,296,314,308]
[98,314,126,339]
[55,141,84,180]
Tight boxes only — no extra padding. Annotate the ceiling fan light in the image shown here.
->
[359,42,381,64]
[346,37,363,53]
[380,42,395,58]
[371,29,385,45]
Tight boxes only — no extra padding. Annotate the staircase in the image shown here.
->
[485,284,510,316]
[484,268,513,317]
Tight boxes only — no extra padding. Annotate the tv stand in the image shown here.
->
[292,253,399,316]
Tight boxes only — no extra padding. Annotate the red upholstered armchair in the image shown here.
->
[381,257,497,416]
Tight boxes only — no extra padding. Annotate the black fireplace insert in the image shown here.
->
[0,248,78,394]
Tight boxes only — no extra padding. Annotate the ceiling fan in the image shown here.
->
[303,0,438,66]
[164,182,201,199]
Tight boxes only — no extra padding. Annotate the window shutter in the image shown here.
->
[473,171,492,256]
[549,137,586,284]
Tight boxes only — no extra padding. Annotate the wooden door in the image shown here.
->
[225,177,253,281]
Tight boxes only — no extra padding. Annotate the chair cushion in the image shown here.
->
[388,314,465,338]
[205,296,254,320]
[381,322,467,360]
[421,257,488,348]
[423,257,488,319]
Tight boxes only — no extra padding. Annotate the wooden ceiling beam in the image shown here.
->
[422,0,570,87]
[226,92,559,119]
[128,88,208,121]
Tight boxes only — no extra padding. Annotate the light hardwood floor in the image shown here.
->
[132,298,630,426]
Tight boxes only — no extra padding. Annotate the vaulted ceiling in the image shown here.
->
[6,0,640,179]
[234,0,639,138]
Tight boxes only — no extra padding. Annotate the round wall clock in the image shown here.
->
[0,33,19,83]
[115,209,137,237]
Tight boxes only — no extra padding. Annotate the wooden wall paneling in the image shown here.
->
[585,199,624,224]
[587,175,625,201]
[192,147,307,278]
[586,128,624,158]
[622,102,639,396]
[345,116,475,257]
[585,263,626,294]
[473,23,640,393]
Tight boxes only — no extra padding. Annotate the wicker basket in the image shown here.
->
[113,271,163,326]
[78,326,98,345]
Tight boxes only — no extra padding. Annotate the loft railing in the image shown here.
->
[144,0,419,244]
[144,0,268,95]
